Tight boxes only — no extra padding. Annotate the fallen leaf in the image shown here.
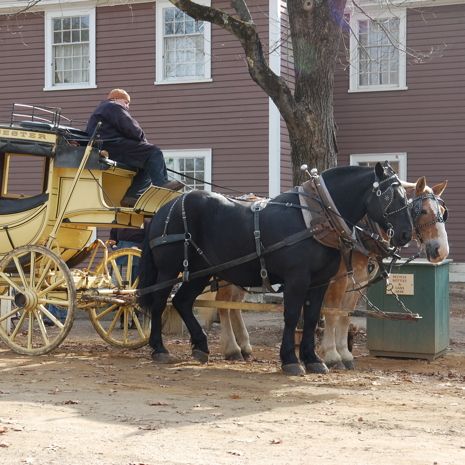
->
[230,394,241,399]
[270,439,282,444]
[0,426,8,435]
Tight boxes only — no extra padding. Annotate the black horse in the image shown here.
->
[138,163,413,375]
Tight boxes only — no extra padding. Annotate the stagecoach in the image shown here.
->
[0,104,181,355]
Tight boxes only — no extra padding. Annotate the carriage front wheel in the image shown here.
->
[88,247,150,349]
[0,245,76,355]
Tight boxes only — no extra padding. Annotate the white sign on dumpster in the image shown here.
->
[386,273,414,295]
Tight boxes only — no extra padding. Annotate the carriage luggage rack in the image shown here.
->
[10,103,72,129]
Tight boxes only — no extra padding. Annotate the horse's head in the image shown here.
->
[406,177,449,263]
[365,162,413,247]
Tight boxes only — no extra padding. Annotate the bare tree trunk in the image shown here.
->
[287,0,346,184]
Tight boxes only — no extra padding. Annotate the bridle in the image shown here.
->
[410,192,448,242]
[371,167,410,240]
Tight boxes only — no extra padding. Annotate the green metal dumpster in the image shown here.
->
[366,259,451,360]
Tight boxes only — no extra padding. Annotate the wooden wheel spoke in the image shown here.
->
[126,255,133,284]
[38,298,70,308]
[130,276,140,290]
[34,256,55,291]
[27,313,34,349]
[106,307,123,336]
[110,260,123,286]
[0,306,21,323]
[123,309,129,343]
[95,304,118,320]
[131,310,147,339]
[10,310,27,340]
[13,256,29,290]
[34,310,50,345]
[29,251,36,287]
[39,305,64,329]
[0,271,23,294]
[37,277,66,296]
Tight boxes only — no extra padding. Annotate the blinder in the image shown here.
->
[410,192,448,234]
[372,166,410,220]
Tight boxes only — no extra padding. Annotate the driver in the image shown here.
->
[86,89,183,207]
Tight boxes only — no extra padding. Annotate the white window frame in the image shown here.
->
[44,7,96,91]
[349,7,407,93]
[155,0,212,85]
[350,152,407,180]
[164,148,212,191]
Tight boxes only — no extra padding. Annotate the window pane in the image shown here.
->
[51,14,90,85]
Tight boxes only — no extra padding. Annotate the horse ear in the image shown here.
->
[432,180,448,197]
[415,176,426,196]
[374,162,385,179]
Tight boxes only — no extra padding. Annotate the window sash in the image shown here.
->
[45,8,95,90]
[357,18,400,88]
[162,6,205,80]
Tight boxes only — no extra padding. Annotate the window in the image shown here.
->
[156,0,211,84]
[350,153,407,180]
[164,149,212,191]
[1,153,48,198]
[44,8,96,90]
[349,9,406,92]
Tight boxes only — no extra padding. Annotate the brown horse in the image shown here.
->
[319,177,449,369]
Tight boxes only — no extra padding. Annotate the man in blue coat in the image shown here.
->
[86,88,183,207]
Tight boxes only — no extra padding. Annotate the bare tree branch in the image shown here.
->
[169,0,299,127]
[231,0,252,22]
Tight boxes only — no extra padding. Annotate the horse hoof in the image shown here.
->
[282,363,305,376]
[342,360,355,370]
[241,351,252,361]
[326,360,346,370]
[192,349,209,364]
[151,351,179,364]
[305,362,329,374]
[225,351,244,361]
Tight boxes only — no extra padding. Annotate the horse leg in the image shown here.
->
[335,314,354,369]
[149,287,179,364]
[230,310,253,360]
[300,286,330,374]
[319,312,345,369]
[319,260,349,369]
[219,309,243,360]
[280,283,307,376]
[172,277,212,363]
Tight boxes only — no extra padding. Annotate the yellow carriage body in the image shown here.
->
[0,107,181,355]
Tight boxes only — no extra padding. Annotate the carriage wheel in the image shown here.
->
[0,245,76,355]
[88,248,150,349]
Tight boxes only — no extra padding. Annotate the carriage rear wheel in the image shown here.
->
[0,245,76,355]
[88,247,150,349]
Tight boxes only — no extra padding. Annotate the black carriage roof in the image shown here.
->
[0,103,89,157]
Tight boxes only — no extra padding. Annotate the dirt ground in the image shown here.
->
[1,286,465,465]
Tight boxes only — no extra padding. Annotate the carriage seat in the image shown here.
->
[0,193,48,215]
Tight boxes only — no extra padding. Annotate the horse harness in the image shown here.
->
[146,169,405,295]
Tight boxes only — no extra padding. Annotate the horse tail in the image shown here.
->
[137,232,157,309]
